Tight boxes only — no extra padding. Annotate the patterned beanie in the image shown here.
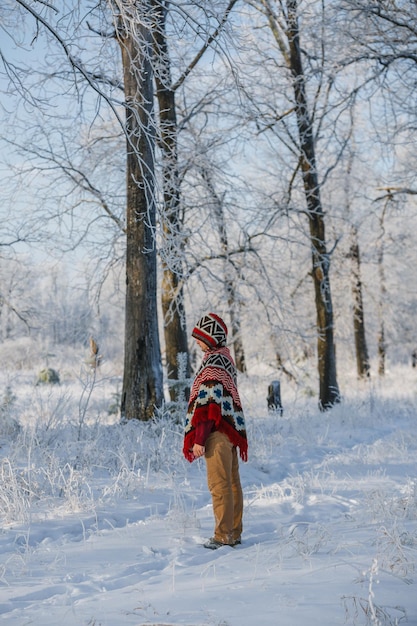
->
[192,313,228,348]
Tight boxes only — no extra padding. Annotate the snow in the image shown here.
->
[0,365,416,625]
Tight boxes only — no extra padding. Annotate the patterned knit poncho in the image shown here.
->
[183,346,248,463]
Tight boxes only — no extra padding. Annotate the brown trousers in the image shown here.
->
[204,431,243,544]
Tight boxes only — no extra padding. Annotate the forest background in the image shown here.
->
[0,0,416,412]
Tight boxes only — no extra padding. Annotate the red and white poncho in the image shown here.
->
[183,346,248,463]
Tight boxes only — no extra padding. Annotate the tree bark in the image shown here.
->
[152,1,190,398]
[227,284,247,374]
[349,226,370,379]
[286,0,340,409]
[117,4,163,420]
[377,220,387,377]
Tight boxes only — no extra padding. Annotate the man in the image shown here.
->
[183,313,248,549]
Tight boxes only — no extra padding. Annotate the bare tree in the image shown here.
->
[199,165,247,372]
[152,1,190,396]
[152,0,239,395]
[113,1,164,419]
[337,0,417,374]
[348,224,371,379]
[2,0,243,414]
[373,193,391,377]
[248,0,340,408]
[2,0,164,419]
[343,149,370,379]
[0,257,33,340]
[5,0,416,393]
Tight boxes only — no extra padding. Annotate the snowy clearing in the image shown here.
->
[0,365,416,625]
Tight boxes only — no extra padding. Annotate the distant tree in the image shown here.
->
[349,224,371,379]
[372,191,396,377]
[0,257,33,340]
[343,149,370,379]
[199,164,247,373]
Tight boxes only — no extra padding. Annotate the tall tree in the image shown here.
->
[1,1,164,418]
[253,0,340,408]
[373,194,392,377]
[344,149,370,379]
[152,1,190,397]
[287,0,339,407]
[349,224,371,379]
[115,1,164,419]
[151,0,239,395]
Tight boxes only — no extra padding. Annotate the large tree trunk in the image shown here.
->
[117,4,163,420]
[152,1,190,398]
[349,226,370,378]
[286,0,340,409]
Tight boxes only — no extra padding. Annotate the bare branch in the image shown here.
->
[15,0,126,127]
[172,0,240,92]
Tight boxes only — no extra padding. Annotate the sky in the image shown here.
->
[0,360,416,625]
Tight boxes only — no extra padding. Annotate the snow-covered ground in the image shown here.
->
[0,363,416,625]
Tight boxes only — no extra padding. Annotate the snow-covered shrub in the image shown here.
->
[36,367,60,385]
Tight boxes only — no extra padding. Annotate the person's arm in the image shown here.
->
[192,419,214,458]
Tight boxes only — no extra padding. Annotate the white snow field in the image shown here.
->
[0,364,416,625]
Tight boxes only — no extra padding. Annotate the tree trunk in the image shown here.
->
[152,1,190,398]
[200,167,247,373]
[227,284,247,374]
[349,226,370,378]
[286,0,340,409]
[377,236,386,376]
[117,5,163,420]
[377,200,388,376]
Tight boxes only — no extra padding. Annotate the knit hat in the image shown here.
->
[192,313,228,348]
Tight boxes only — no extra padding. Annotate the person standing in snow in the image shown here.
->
[183,313,248,549]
